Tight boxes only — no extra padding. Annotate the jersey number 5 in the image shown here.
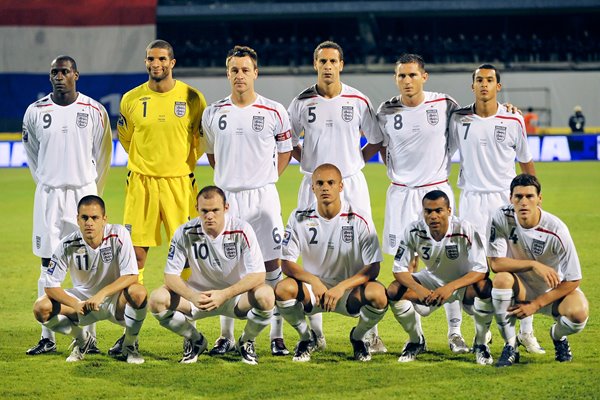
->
[308,107,316,123]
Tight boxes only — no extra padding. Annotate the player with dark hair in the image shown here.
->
[376,53,474,353]
[489,174,588,366]
[276,164,388,362]
[23,55,112,355]
[149,186,275,365]
[387,190,494,364]
[202,45,293,356]
[287,40,385,352]
[33,195,147,363]
[449,63,543,354]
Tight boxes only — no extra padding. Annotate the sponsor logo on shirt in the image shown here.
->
[174,101,187,117]
[252,116,265,132]
[494,125,507,142]
[76,113,89,128]
[36,236,41,249]
[445,244,459,260]
[532,239,546,256]
[223,242,238,259]
[341,106,354,122]
[341,226,354,243]
[100,247,113,263]
[426,109,439,125]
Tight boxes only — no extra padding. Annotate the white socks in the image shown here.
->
[390,300,424,343]
[491,288,517,347]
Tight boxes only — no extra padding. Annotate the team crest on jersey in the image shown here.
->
[174,102,187,117]
[394,246,405,261]
[445,245,459,260]
[494,126,507,142]
[426,109,439,125]
[341,226,354,243]
[76,113,88,128]
[100,247,113,263]
[341,106,354,122]
[252,116,265,132]
[389,234,397,248]
[532,239,546,256]
[223,242,237,259]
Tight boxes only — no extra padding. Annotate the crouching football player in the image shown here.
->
[33,195,147,363]
[149,186,274,365]
[489,174,589,367]
[387,190,494,365]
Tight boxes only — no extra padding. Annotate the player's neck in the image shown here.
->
[400,92,425,107]
[51,91,78,106]
[318,200,342,219]
[148,76,176,93]
[474,99,498,117]
[231,90,257,107]
[316,81,342,99]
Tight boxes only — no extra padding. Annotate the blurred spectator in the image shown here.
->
[524,107,539,135]
[568,105,586,133]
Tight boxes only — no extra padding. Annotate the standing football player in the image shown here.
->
[489,174,588,366]
[287,41,385,351]
[448,64,543,354]
[23,55,112,355]
[202,45,292,356]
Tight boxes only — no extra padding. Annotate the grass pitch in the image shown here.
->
[1,162,599,399]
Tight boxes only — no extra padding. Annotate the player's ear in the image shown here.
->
[171,57,176,68]
[74,70,79,81]
[339,181,344,192]
[497,82,502,92]
[339,59,344,72]
[224,203,229,212]
[422,71,429,82]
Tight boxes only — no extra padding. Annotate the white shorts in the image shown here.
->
[383,181,455,255]
[33,183,97,258]
[519,277,585,317]
[225,184,284,262]
[189,294,244,320]
[411,269,466,316]
[304,282,357,317]
[297,171,371,215]
[65,288,122,327]
[459,190,509,241]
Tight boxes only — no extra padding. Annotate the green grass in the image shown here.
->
[1,162,599,399]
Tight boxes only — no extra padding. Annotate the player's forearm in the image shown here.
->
[45,287,79,309]
[223,272,266,300]
[94,274,138,300]
[281,260,321,286]
[379,146,387,165]
[337,263,380,292]
[446,271,486,292]
[207,153,216,168]
[361,142,383,162]
[291,145,302,162]
[489,257,538,273]
[277,151,292,176]
[165,273,197,301]
[394,271,426,293]
[532,280,580,309]
[519,160,536,176]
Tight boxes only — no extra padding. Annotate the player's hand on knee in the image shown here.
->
[312,281,328,308]
[74,301,87,315]
[323,286,344,312]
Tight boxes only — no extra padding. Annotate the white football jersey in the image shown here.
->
[22,92,112,192]
[377,91,459,186]
[393,216,488,283]
[203,94,292,191]
[44,224,138,299]
[488,205,582,294]
[165,214,265,292]
[287,83,383,178]
[282,201,383,287]
[449,103,532,192]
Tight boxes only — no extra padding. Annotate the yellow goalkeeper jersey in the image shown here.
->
[118,80,207,177]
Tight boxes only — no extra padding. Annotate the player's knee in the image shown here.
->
[492,272,514,289]
[274,277,298,301]
[563,298,589,323]
[148,287,170,313]
[386,281,404,301]
[127,283,148,308]
[33,296,53,323]
[251,284,275,310]
[365,282,388,309]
